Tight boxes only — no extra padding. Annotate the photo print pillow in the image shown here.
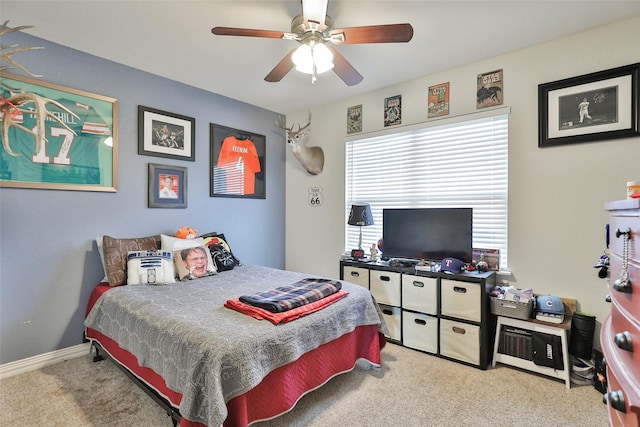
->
[173,245,217,281]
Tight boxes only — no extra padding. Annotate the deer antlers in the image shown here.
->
[0,20,78,156]
[0,21,43,80]
[276,112,311,136]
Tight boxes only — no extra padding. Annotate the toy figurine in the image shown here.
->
[370,243,379,261]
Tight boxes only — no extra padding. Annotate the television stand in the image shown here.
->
[340,258,496,370]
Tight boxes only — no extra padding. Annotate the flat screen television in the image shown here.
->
[382,208,473,263]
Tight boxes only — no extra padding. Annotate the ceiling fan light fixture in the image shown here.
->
[292,43,334,75]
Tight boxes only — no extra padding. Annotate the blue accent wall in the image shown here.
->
[0,32,286,364]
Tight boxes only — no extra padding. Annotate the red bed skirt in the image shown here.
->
[85,284,385,427]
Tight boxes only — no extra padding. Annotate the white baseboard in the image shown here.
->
[0,342,91,379]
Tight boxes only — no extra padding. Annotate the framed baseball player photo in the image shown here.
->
[538,63,639,147]
[0,72,118,192]
[209,123,266,199]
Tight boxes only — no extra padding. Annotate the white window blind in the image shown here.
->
[346,111,509,269]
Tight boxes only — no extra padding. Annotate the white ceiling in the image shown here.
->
[3,1,640,115]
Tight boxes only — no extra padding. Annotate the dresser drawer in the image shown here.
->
[379,304,401,342]
[440,318,480,365]
[608,209,639,311]
[608,213,640,261]
[608,254,639,314]
[342,266,370,289]
[370,270,401,306]
[402,274,438,315]
[402,310,438,354]
[609,305,640,376]
[604,361,640,427]
[441,279,481,322]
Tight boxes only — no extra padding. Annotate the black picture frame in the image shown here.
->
[148,163,187,208]
[210,123,266,199]
[138,106,195,161]
[538,63,639,147]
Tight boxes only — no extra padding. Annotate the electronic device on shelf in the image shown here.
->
[388,258,418,268]
[381,208,473,263]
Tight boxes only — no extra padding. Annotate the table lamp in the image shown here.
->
[348,203,374,259]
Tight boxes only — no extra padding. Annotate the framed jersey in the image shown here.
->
[0,72,117,192]
[209,123,265,199]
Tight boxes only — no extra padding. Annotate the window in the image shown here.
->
[345,109,509,269]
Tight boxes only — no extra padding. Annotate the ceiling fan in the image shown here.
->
[211,0,413,85]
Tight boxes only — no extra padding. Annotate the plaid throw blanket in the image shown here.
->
[225,290,348,324]
[238,278,342,313]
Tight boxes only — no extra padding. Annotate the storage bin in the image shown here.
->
[379,304,401,342]
[440,318,480,365]
[402,310,438,353]
[490,297,533,320]
[370,270,401,306]
[441,279,481,322]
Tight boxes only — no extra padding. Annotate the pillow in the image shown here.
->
[96,236,108,282]
[203,235,241,271]
[173,246,217,281]
[161,234,205,252]
[201,232,241,265]
[102,235,161,286]
[127,250,175,285]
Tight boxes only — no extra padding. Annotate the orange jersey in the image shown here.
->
[216,136,261,195]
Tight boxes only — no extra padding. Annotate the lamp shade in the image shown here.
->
[292,43,334,75]
[348,203,374,227]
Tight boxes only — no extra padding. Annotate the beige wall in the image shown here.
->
[285,15,640,348]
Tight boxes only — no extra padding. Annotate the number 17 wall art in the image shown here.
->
[0,72,118,192]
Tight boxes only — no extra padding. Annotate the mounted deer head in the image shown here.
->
[277,112,324,175]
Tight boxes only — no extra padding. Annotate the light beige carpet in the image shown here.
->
[1,343,608,426]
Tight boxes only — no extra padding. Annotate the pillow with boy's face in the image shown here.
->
[173,246,217,281]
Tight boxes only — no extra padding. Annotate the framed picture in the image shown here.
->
[384,95,402,127]
[428,82,450,118]
[538,63,640,147]
[138,106,195,161]
[148,163,187,208]
[477,69,503,109]
[347,104,362,134]
[0,72,118,192]
[210,123,265,199]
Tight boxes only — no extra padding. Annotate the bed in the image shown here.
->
[84,262,386,427]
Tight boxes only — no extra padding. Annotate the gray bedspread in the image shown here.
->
[84,264,384,426]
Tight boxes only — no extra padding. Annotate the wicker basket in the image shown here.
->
[490,297,534,320]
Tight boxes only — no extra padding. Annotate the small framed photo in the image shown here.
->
[138,106,195,161]
[210,123,266,199]
[148,163,187,208]
[538,63,639,147]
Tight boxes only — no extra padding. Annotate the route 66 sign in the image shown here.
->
[308,186,323,207]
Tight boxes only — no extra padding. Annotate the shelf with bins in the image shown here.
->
[339,259,496,369]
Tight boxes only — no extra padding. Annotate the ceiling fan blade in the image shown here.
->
[327,46,363,86]
[330,23,414,44]
[212,27,288,39]
[264,48,297,83]
[302,0,329,26]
